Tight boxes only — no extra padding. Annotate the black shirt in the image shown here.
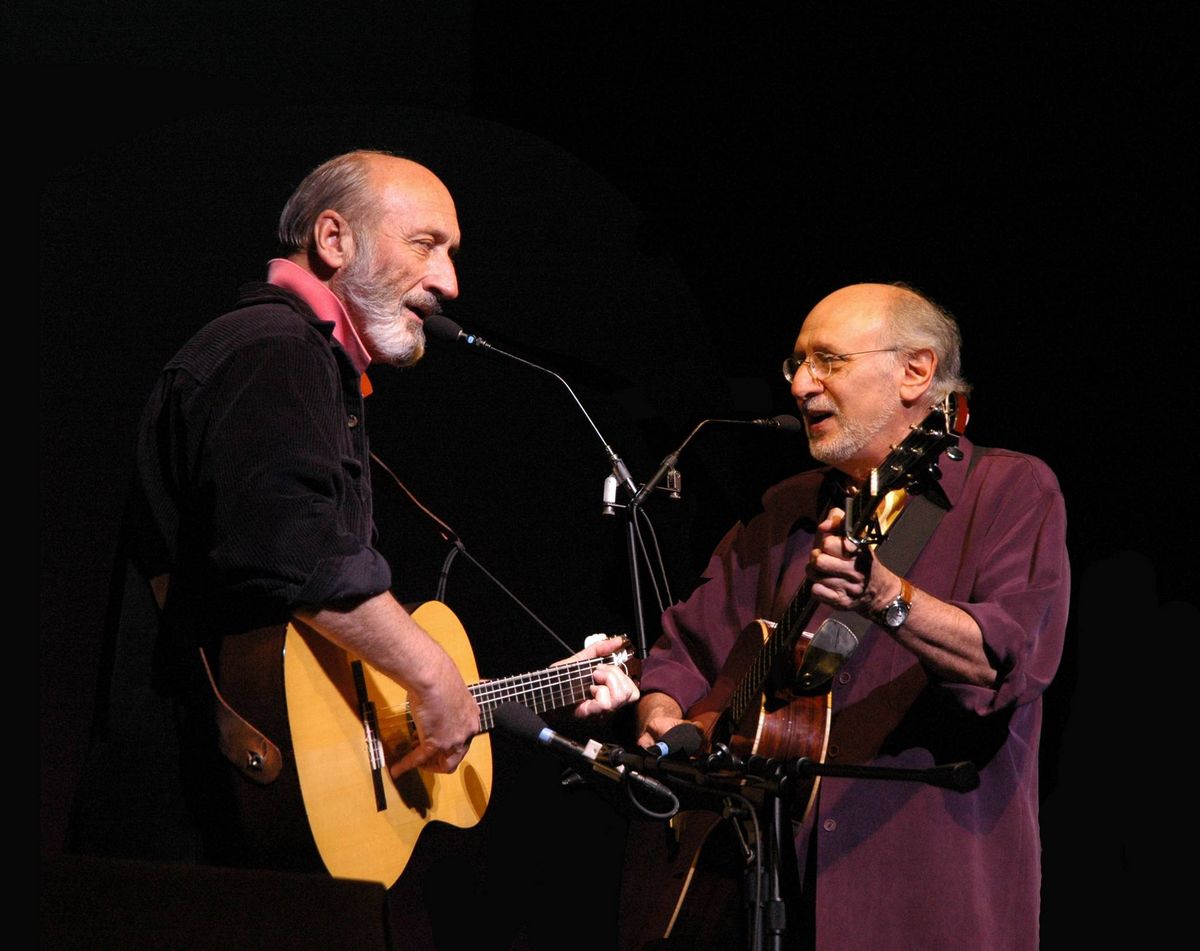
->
[129,282,392,651]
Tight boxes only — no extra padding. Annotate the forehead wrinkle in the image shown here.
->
[796,310,889,357]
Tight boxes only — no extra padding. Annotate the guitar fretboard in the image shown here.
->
[729,579,816,726]
[399,654,626,734]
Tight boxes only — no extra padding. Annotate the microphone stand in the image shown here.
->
[609,748,979,951]
[423,316,802,661]
[425,315,671,659]
[617,419,716,657]
[621,415,802,657]
[458,337,662,659]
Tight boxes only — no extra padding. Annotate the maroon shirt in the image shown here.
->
[640,438,1069,950]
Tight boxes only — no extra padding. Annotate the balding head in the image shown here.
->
[790,282,966,477]
[278,150,384,256]
[805,282,968,403]
[275,150,461,367]
[277,150,457,256]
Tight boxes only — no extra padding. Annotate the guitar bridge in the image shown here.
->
[352,660,389,812]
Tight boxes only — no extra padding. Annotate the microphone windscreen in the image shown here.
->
[656,723,703,756]
[493,702,546,743]
[423,313,463,342]
[772,414,804,433]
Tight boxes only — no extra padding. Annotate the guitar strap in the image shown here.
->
[198,645,283,785]
[822,447,987,641]
[153,572,283,785]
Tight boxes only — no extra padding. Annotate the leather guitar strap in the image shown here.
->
[153,572,282,785]
[198,645,283,785]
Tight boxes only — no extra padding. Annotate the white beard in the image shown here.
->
[806,397,898,468]
[332,237,427,367]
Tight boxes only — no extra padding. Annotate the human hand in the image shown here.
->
[807,506,896,616]
[390,655,480,778]
[634,692,694,749]
[558,635,640,718]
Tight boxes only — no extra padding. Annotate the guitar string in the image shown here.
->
[371,655,620,731]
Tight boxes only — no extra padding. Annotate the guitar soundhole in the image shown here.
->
[461,765,487,817]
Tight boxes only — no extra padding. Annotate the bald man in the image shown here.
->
[125,150,636,869]
[634,283,1068,950]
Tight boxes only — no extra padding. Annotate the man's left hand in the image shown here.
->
[556,635,640,718]
[807,506,897,617]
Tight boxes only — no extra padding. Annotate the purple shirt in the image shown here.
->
[640,438,1070,950]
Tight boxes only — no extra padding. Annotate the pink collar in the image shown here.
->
[266,258,372,375]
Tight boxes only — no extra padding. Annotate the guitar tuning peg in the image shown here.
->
[945,446,963,461]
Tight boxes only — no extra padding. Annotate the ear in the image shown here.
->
[898,348,937,403]
[311,209,354,271]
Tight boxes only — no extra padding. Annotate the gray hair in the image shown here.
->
[277,150,395,255]
[886,282,971,401]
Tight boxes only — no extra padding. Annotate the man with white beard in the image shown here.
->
[124,150,636,869]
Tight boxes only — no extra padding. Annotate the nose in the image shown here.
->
[790,362,824,401]
[426,250,459,301]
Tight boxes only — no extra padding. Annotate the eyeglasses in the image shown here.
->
[781,349,900,383]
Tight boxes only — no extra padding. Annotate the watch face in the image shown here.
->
[885,601,908,626]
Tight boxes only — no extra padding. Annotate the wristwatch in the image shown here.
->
[876,577,914,630]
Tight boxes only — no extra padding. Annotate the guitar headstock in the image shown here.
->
[583,633,634,670]
[846,392,968,547]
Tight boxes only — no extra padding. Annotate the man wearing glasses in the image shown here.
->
[633,282,1069,950]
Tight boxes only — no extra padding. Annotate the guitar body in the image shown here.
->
[215,600,626,888]
[283,600,493,888]
[620,622,830,948]
[686,619,832,817]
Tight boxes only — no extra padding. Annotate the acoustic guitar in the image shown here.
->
[278,600,630,888]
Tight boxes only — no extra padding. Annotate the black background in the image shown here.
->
[33,2,1187,947]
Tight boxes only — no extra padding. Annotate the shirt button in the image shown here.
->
[823,819,837,832]
[827,744,840,758]
[347,414,360,429]
[838,671,851,685]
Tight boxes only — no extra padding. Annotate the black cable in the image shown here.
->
[370,450,574,655]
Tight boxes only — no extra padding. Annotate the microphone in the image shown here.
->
[493,701,602,766]
[750,414,803,432]
[423,313,491,349]
[647,722,704,759]
[423,314,637,496]
[631,414,803,506]
[492,703,672,798]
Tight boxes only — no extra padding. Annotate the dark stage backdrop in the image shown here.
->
[36,3,1186,949]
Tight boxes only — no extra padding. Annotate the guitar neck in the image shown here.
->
[472,657,610,729]
[402,656,614,734]
[728,578,815,725]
